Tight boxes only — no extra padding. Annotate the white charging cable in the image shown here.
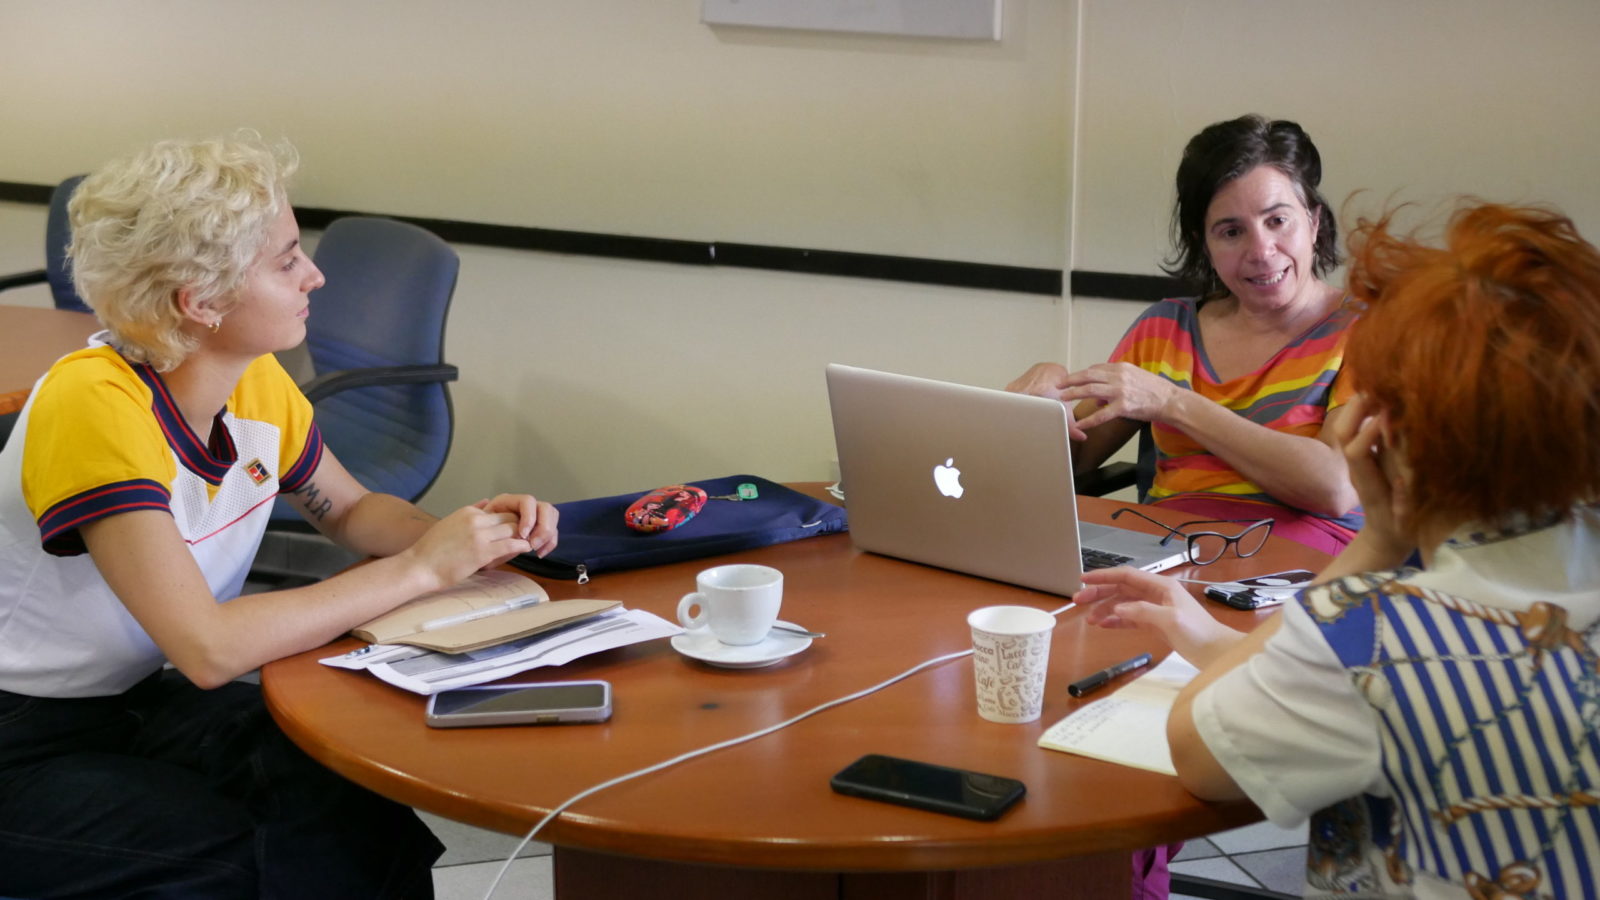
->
[477,601,1075,899]
[1171,574,1249,586]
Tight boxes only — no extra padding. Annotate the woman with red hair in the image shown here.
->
[1076,202,1600,897]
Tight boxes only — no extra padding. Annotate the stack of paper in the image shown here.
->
[325,608,681,694]
[321,569,682,694]
[1037,653,1200,775]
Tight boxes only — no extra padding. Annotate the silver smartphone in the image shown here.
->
[424,680,612,728]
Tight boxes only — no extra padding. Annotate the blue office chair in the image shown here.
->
[0,176,91,450]
[267,216,460,531]
[0,175,92,312]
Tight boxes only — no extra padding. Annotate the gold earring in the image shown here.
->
[209,318,222,333]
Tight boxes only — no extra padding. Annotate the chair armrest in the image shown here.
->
[300,363,459,404]
[0,268,47,293]
[1075,461,1137,497]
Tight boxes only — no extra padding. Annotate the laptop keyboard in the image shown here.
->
[1080,547,1133,571]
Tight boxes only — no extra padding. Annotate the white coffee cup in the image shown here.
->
[677,564,784,646]
[967,605,1056,724]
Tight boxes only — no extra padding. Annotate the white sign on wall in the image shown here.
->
[702,0,1002,40]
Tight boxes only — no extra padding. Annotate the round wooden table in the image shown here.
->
[0,305,100,415]
[263,491,1328,898]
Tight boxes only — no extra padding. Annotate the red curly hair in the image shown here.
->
[1344,202,1600,530]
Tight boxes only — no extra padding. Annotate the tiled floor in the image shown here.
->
[425,812,1308,900]
[1172,818,1309,898]
[425,812,553,900]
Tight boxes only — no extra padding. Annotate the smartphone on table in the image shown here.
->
[424,680,612,728]
[829,753,1026,821]
[1202,569,1316,610]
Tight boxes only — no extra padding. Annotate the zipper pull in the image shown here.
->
[708,483,760,501]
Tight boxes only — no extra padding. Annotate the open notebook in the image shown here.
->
[350,570,618,654]
[1037,653,1201,775]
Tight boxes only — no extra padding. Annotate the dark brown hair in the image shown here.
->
[1163,115,1339,295]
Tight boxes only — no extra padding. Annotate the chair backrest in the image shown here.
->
[1135,424,1156,503]
[269,217,460,521]
[45,175,91,313]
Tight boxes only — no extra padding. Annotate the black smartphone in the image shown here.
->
[1203,569,1316,610]
[829,754,1026,821]
[424,681,612,728]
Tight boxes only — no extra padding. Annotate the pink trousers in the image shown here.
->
[1150,495,1355,557]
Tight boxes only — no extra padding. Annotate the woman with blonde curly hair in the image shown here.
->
[0,133,559,898]
[1074,201,1600,897]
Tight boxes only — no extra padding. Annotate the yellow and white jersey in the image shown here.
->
[0,342,323,697]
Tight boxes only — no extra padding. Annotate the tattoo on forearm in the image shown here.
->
[291,480,335,521]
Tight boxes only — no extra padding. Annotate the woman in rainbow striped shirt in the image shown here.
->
[1010,115,1361,554]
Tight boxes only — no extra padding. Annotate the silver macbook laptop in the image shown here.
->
[825,364,1189,596]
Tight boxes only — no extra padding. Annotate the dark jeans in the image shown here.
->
[0,670,442,899]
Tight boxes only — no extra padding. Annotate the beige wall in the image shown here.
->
[0,0,1072,268]
[0,1,1078,508]
[0,196,1068,507]
[1068,0,1600,407]
[4,0,1597,510]
[1074,0,1600,278]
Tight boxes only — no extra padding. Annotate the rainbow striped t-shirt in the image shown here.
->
[1109,296,1363,533]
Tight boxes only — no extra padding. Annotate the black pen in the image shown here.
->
[1067,652,1154,698]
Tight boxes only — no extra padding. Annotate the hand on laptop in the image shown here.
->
[1054,363,1179,432]
[1005,362,1071,399]
[1075,567,1246,669]
[1007,361,1180,440]
[1004,363,1089,440]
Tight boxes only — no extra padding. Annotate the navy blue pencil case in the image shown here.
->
[508,475,848,582]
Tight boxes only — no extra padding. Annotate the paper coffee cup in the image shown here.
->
[967,605,1056,724]
[677,564,783,646]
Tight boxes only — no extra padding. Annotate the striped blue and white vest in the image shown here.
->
[1298,566,1600,898]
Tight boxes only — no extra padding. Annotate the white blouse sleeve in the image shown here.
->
[1190,601,1386,827]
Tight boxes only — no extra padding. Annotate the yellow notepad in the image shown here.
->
[350,569,619,654]
[1037,653,1200,775]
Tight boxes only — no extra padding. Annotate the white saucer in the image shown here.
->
[671,621,814,669]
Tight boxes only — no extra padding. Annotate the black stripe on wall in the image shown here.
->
[712,241,1061,294]
[0,182,52,204]
[296,206,713,268]
[1070,270,1190,303]
[2,180,1174,301]
[300,206,1065,294]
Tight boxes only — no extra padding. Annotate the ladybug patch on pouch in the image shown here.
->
[625,485,707,533]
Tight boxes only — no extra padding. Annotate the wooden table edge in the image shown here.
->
[263,485,1317,872]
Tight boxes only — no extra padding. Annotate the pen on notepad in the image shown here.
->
[1067,652,1153,698]
[419,596,542,632]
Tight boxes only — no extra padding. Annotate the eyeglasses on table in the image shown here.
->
[1109,507,1274,565]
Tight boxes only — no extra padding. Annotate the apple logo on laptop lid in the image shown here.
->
[933,458,964,499]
